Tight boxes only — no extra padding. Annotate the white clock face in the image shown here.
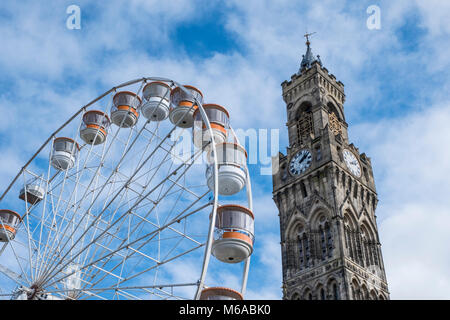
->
[343,149,361,177]
[289,149,312,176]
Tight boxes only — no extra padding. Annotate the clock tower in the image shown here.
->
[272,36,389,300]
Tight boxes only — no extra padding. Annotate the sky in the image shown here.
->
[0,0,449,299]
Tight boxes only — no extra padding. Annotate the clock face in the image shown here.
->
[343,149,361,177]
[289,149,312,176]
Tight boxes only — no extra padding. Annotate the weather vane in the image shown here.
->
[304,31,316,46]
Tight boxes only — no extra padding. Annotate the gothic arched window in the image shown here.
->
[361,226,370,267]
[372,244,380,266]
[298,235,305,269]
[363,167,369,181]
[355,231,364,266]
[344,211,359,265]
[315,144,322,161]
[327,102,343,136]
[361,222,379,268]
[319,287,326,300]
[326,223,333,257]
[314,283,326,300]
[327,278,340,300]
[333,283,339,300]
[353,183,358,199]
[304,233,311,267]
[296,102,314,145]
[303,288,313,300]
[351,279,360,300]
[300,181,308,198]
[314,214,333,261]
[291,292,301,300]
[296,224,309,270]
[361,285,369,300]
[319,225,326,260]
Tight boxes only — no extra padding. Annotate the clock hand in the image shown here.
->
[299,153,307,163]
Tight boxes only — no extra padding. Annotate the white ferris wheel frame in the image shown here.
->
[0,76,253,300]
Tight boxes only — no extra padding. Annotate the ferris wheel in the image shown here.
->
[0,77,254,300]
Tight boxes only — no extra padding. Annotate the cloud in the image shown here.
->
[0,0,449,300]
[246,233,282,300]
[352,101,450,299]
[380,204,450,299]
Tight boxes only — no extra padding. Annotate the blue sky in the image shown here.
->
[0,0,450,299]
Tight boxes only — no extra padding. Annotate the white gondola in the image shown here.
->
[169,85,203,128]
[0,209,21,242]
[206,142,247,196]
[50,137,80,171]
[211,204,254,263]
[110,91,141,128]
[193,103,229,150]
[80,110,110,145]
[199,287,243,300]
[141,81,171,121]
[19,177,45,205]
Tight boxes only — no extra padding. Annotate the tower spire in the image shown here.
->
[299,31,322,74]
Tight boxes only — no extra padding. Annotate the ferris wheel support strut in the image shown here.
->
[41,140,206,288]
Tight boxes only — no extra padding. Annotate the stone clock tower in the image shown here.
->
[272,36,389,300]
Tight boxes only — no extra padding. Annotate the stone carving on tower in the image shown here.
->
[272,34,389,300]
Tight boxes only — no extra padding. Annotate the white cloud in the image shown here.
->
[0,0,449,300]
[380,204,450,299]
[246,233,282,300]
[353,102,450,299]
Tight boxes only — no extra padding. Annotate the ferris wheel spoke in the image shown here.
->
[33,138,63,282]
[112,242,205,292]
[41,118,177,271]
[35,96,150,273]
[78,197,210,295]
[20,173,38,284]
[0,218,32,286]
[77,129,195,276]
[80,239,205,299]
[58,151,209,292]
[34,121,89,281]
[122,180,210,266]
[35,123,163,282]
[62,282,196,300]
[37,145,112,277]
[44,195,210,291]
[0,262,28,288]
[38,144,202,287]
[129,211,205,246]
